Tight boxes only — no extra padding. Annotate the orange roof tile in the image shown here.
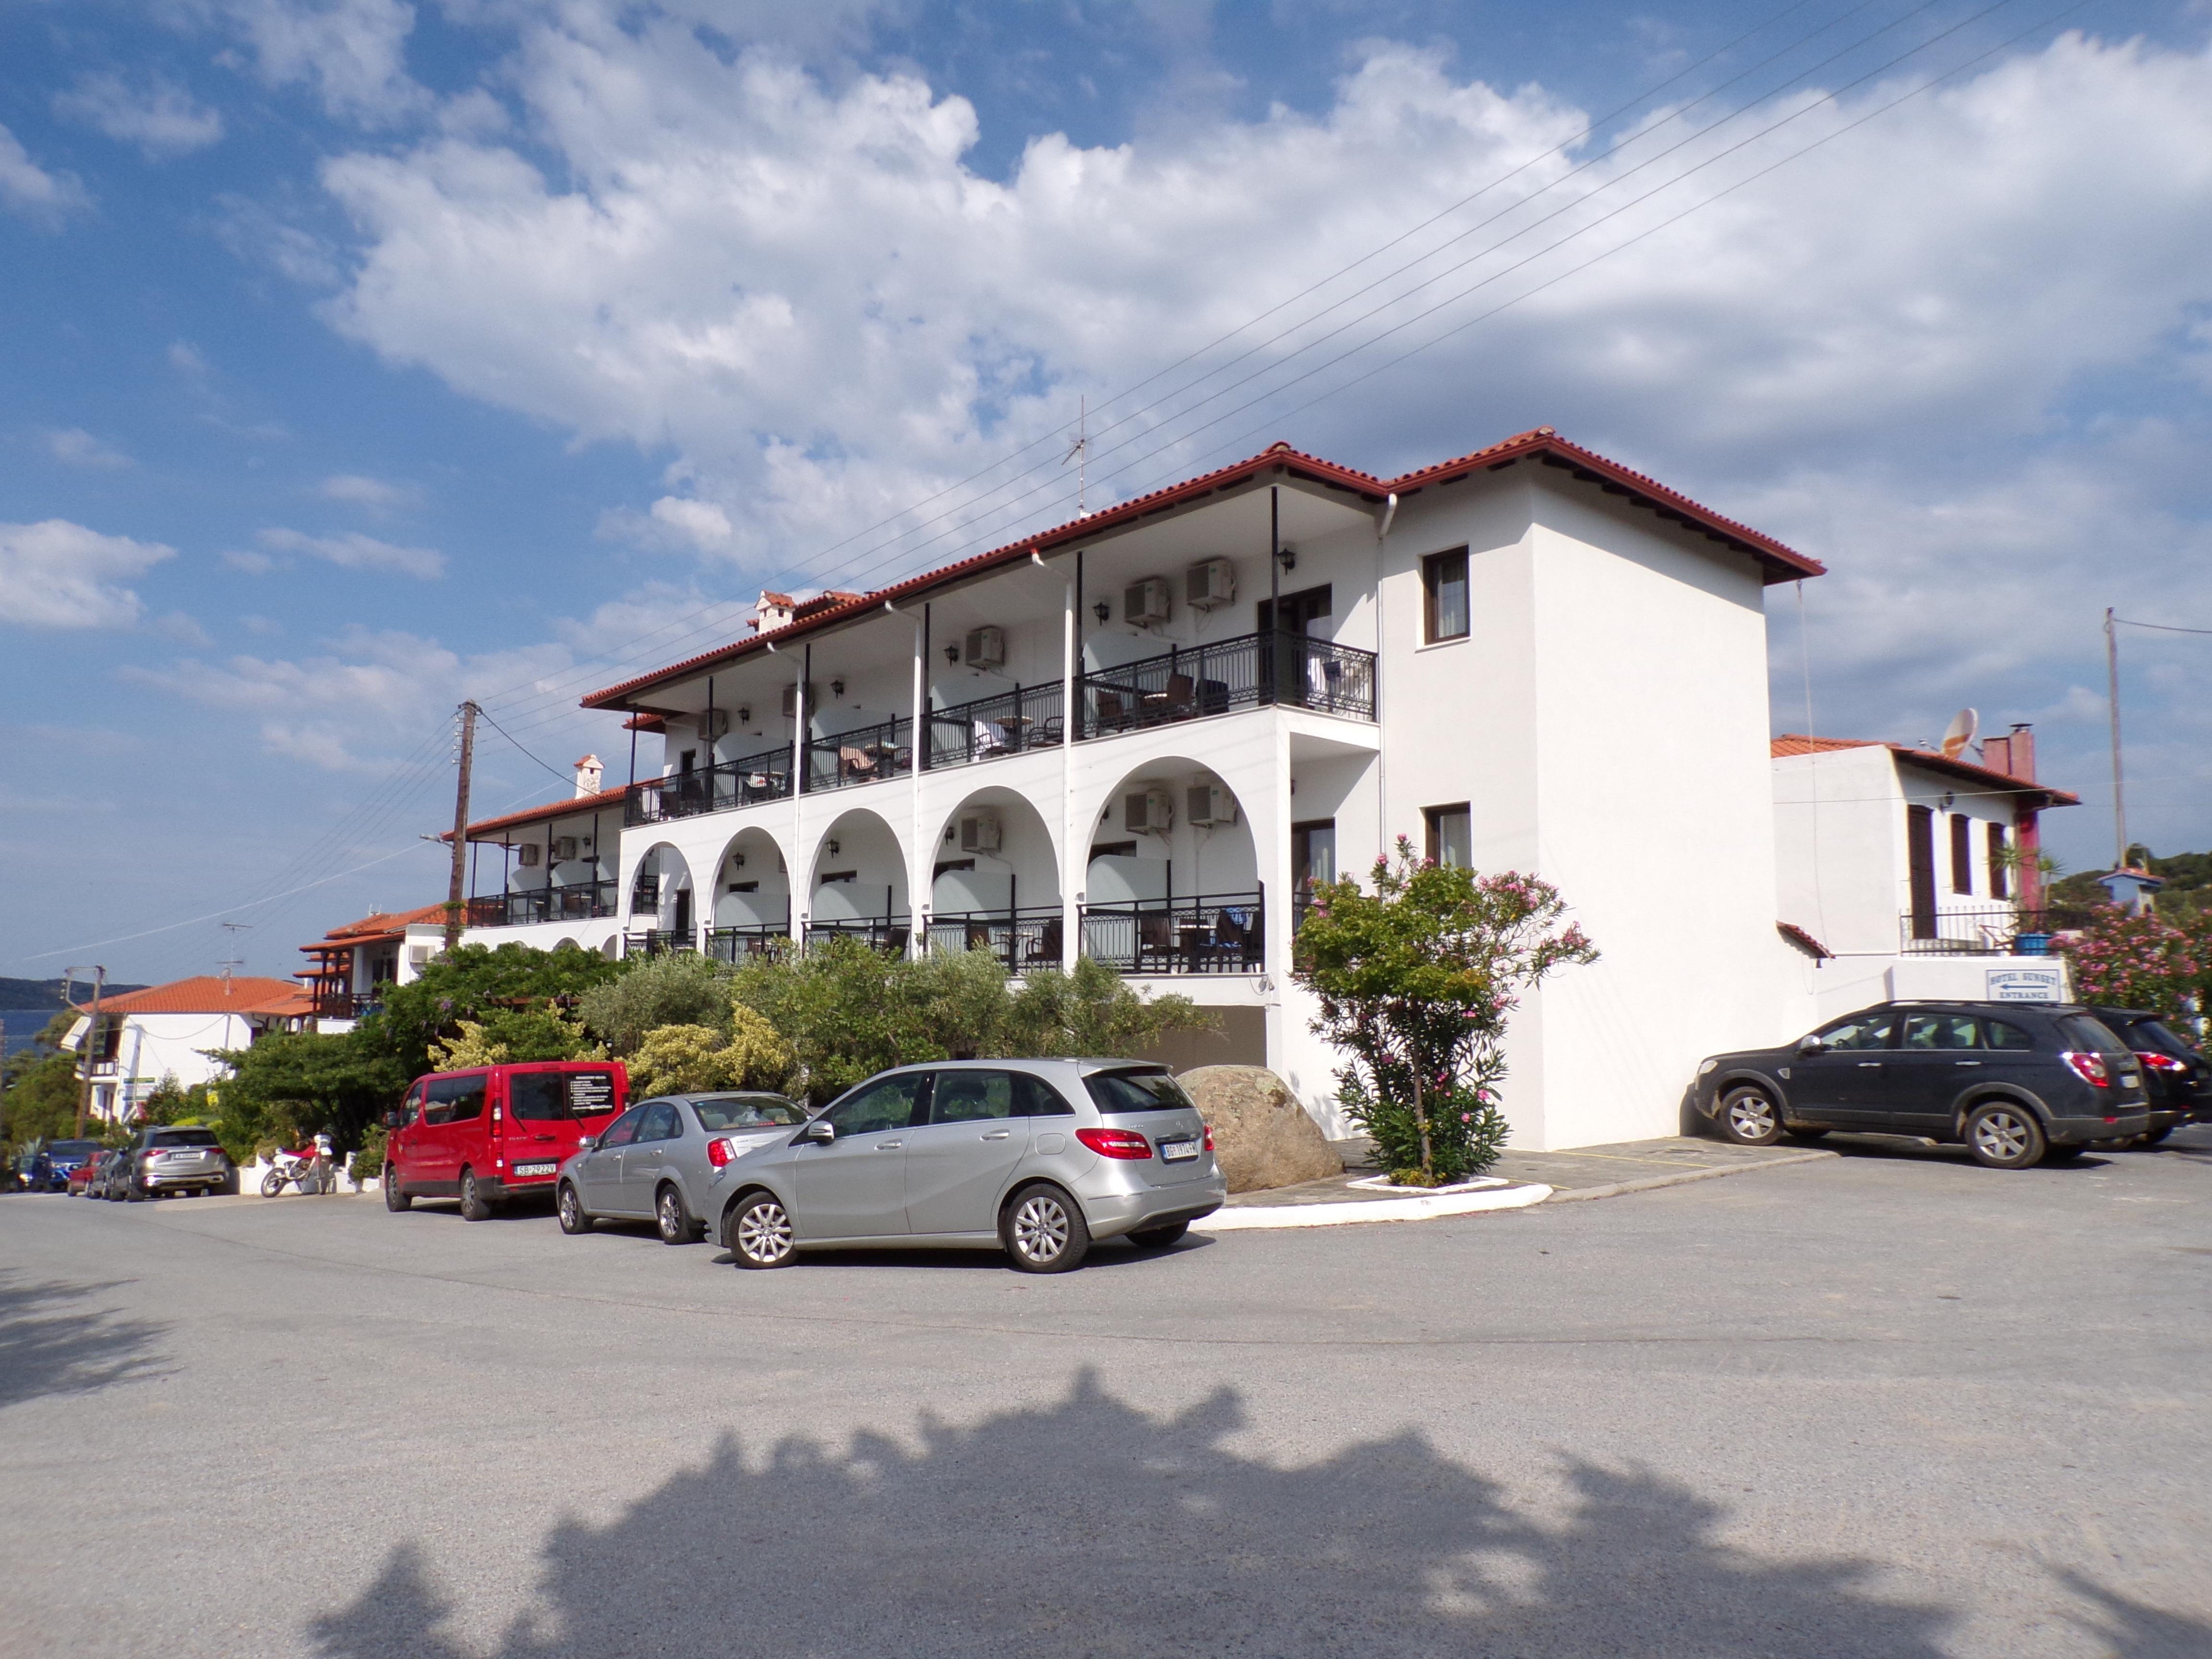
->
[84,976,315,1018]
[440,783,631,842]
[1771,735,2080,807]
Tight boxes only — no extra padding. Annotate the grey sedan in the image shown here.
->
[714,1059,1226,1274]
[555,1093,808,1245]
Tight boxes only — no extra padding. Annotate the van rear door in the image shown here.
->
[503,1065,625,1186]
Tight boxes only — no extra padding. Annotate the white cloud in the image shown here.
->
[206,0,428,125]
[53,72,225,158]
[45,428,133,469]
[0,122,88,219]
[254,526,446,577]
[316,471,418,506]
[216,193,341,285]
[0,520,175,629]
[222,548,277,573]
[168,339,210,375]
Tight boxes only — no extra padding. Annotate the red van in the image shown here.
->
[382,1060,627,1220]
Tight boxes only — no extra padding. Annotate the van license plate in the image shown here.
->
[513,1161,558,1178]
[1158,1138,1199,1163]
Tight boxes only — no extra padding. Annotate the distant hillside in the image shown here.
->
[0,976,150,1011]
[2051,847,2212,914]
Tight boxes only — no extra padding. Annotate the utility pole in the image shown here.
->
[72,965,107,1139]
[2104,608,2128,869]
[445,701,480,953]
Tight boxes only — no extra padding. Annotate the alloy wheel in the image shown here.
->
[658,1188,685,1243]
[1972,1110,2031,1163]
[1725,1094,1777,1142]
[734,1199,793,1265]
[1011,1194,1071,1265]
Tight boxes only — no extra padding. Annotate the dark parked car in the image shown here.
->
[2081,1006,2212,1146]
[24,1139,103,1192]
[1693,1002,2150,1169]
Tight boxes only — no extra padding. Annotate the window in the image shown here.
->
[1949,814,1973,895]
[149,1129,220,1147]
[1900,1013,1981,1050]
[1424,803,1472,869]
[426,1076,486,1122]
[826,1073,929,1136]
[930,1071,1019,1124]
[597,1107,645,1149]
[1084,1068,1195,1115]
[691,1096,805,1131]
[1815,1014,1893,1051]
[637,1103,682,1142]
[1982,1019,2032,1051]
[1292,819,1336,906]
[1906,805,1936,939]
[1013,1074,1075,1117]
[1421,548,1469,642]
[1987,823,2009,901]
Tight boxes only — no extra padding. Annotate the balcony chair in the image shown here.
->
[839,745,878,782]
[1136,912,1176,973]
[972,718,1010,757]
[1090,690,1133,734]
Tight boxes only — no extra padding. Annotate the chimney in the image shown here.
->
[1983,722,2034,782]
[750,591,795,634]
[574,754,604,798]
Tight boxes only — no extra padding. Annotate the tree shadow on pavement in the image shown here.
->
[2058,1572,2212,1659]
[301,1367,2212,1659]
[0,1269,168,1409]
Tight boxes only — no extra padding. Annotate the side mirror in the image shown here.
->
[1795,1036,1826,1058]
[382,1110,407,1130]
[578,1135,599,1153]
[800,1120,836,1145]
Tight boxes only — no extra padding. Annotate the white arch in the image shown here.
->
[626,841,697,945]
[803,806,910,950]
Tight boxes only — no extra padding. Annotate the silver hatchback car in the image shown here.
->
[555,1092,809,1245]
[714,1059,1226,1273]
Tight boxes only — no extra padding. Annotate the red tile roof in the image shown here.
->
[83,975,315,1018]
[440,784,630,842]
[581,430,1821,711]
[305,902,453,950]
[1771,735,2080,807]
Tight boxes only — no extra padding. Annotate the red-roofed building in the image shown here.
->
[63,975,315,1123]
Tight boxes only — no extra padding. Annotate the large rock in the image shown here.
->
[1177,1066,1342,1193]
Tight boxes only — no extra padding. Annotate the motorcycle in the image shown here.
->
[262,1140,336,1197]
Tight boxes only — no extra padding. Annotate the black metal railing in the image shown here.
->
[1899,903,2102,955]
[623,746,794,827]
[624,929,697,957]
[804,716,914,792]
[925,907,1065,972]
[1080,891,1264,974]
[465,880,619,929]
[706,923,792,962]
[803,918,912,954]
[929,685,1068,768]
[1077,630,1375,736]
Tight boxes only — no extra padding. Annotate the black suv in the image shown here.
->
[2082,1006,2212,1145]
[1694,1002,2150,1169]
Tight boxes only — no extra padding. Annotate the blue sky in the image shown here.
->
[4,0,2211,986]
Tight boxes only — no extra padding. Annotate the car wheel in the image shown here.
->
[1128,1220,1190,1250]
[383,1163,411,1211]
[458,1169,492,1222]
[556,1181,592,1235]
[1004,1182,1090,1274]
[1717,1086,1783,1146]
[2139,1124,2174,1147]
[261,1170,286,1198]
[125,1180,147,1203]
[727,1192,795,1268]
[1965,1102,2045,1169]
[655,1183,695,1246]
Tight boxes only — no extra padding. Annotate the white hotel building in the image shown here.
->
[436,429,1831,1149]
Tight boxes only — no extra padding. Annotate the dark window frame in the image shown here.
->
[1421,547,1470,643]
[1424,803,1472,869]
[1949,814,1973,895]
[1987,822,2009,901]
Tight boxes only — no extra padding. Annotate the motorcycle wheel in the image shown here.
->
[260,1170,286,1198]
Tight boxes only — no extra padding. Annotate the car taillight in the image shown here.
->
[1203,1125,1215,1152]
[1075,1127,1154,1160]
[2060,1050,2110,1088]
[705,1137,735,1168]
[2136,1051,2188,1075]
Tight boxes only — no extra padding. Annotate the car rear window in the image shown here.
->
[149,1129,219,1147]
[2060,1016,2129,1055]
[2113,1017,2197,1058]
[692,1096,806,1131]
[48,1141,101,1158]
[508,1069,622,1121]
[1084,1069,1195,1115]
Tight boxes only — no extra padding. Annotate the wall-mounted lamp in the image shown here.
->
[825,838,841,856]
[944,826,956,844]
[1275,543,1298,573]
[1092,600,1110,625]
[944,644,960,664]
[736,706,750,724]
[1938,791,1956,811]
[830,678,845,698]
[731,852,746,869]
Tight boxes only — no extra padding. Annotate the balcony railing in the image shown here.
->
[465,880,619,929]
[1080,891,1264,974]
[624,929,697,957]
[1899,903,2103,955]
[805,716,914,793]
[623,745,794,827]
[929,685,1067,767]
[1079,631,1375,736]
[804,917,911,953]
[925,907,1065,972]
[706,923,792,962]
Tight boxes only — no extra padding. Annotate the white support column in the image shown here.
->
[1034,550,1080,973]
[889,601,928,959]
[770,640,806,946]
[1265,716,1296,1072]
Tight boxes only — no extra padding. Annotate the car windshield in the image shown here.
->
[691,1096,806,1131]
[149,1129,219,1147]
[1084,1069,1194,1115]
[509,1069,623,1121]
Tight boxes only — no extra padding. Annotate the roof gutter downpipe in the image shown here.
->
[1032,549,1079,971]
[886,599,927,958]
[1374,491,1395,873]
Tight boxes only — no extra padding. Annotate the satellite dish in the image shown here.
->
[1940,707,1979,761]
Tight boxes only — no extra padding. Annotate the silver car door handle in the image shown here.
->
[980,1130,1011,1141]
[1857,1062,1882,1068]
[1954,1060,1982,1067]
[877,1140,903,1150]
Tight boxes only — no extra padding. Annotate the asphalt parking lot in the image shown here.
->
[2,1129,2208,1659]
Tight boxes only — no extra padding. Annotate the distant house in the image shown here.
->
[1772,724,2081,1018]
[299,903,454,1029]
[63,976,313,1123]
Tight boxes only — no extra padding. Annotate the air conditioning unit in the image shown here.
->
[1124,577,1172,626]
[780,682,817,718]
[1186,558,1235,610]
[959,811,1002,853]
[517,843,541,867]
[697,709,730,741]
[553,836,580,862]
[1125,787,1175,835]
[408,944,432,967]
[963,626,1006,668]
[1186,785,1237,827]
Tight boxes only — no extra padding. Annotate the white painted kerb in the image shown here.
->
[1193,1181,1551,1230]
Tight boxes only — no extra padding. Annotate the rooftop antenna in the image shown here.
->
[1063,397,1089,517]
[219,921,252,989]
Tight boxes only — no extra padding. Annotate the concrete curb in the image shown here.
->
[1542,1147,1836,1203]
[1194,1181,1553,1230]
